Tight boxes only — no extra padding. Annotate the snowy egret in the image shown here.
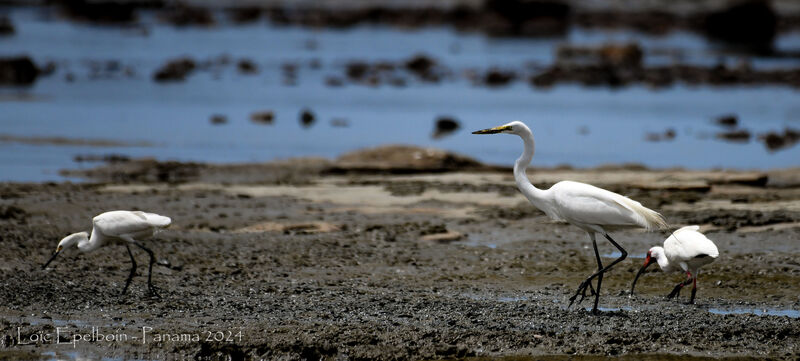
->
[42,210,171,297]
[472,121,668,314]
[631,225,719,304]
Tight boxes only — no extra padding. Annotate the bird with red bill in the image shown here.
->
[631,225,719,304]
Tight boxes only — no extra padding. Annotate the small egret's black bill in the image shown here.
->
[42,250,61,269]
[472,125,510,134]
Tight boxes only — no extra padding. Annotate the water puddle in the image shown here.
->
[707,308,800,318]
[601,252,646,259]
[584,306,633,313]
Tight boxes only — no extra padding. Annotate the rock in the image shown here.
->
[405,54,439,81]
[715,115,738,128]
[0,16,14,36]
[716,129,751,142]
[153,57,196,82]
[73,154,131,163]
[759,128,800,151]
[0,56,39,85]
[701,0,777,53]
[250,111,274,125]
[210,114,227,125]
[483,69,516,87]
[432,116,460,139]
[300,109,315,128]
[483,0,571,37]
[160,4,214,27]
[557,43,642,68]
[330,145,485,173]
[228,6,262,24]
[420,231,463,243]
[237,59,258,74]
[57,0,138,24]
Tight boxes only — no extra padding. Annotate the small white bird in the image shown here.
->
[473,121,668,314]
[42,210,171,297]
[630,225,719,304]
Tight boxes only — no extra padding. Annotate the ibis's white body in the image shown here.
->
[651,225,719,276]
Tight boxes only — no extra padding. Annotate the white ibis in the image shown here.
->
[631,225,719,304]
[473,121,668,314]
[42,210,172,297]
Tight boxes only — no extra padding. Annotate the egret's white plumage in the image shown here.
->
[43,210,171,296]
[473,121,668,313]
[631,225,719,304]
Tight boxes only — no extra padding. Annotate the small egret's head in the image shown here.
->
[42,232,87,269]
[630,246,664,297]
[472,121,528,135]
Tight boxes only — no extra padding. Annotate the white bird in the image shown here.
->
[42,210,172,297]
[473,121,668,314]
[630,225,719,304]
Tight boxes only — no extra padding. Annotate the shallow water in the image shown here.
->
[707,307,800,318]
[1,8,799,182]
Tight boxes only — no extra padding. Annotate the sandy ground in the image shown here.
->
[1,157,799,360]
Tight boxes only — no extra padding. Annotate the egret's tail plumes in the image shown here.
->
[616,197,669,231]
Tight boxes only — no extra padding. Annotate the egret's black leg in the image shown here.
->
[591,236,604,312]
[132,241,160,298]
[569,233,627,314]
[121,244,137,296]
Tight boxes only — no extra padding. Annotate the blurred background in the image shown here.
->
[0,0,798,182]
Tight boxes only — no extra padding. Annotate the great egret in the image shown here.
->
[472,121,668,314]
[631,225,719,304]
[42,210,171,297]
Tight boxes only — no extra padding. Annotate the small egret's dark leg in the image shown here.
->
[121,244,137,296]
[569,233,627,314]
[132,241,160,298]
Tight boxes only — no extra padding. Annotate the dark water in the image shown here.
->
[1,8,799,182]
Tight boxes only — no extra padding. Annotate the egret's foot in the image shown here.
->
[568,280,593,308]
[147,286,162,299]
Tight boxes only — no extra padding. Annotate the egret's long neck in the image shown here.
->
[77,229,102,252]
[513,129,550,211]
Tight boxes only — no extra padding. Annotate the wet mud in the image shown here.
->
[1,157,799,359]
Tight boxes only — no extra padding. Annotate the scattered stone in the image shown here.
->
[237,59,258,74]
[405,54,439,82]
[432,116,460,139]
[557,43,643,68]
[420,231,463,243]
[715,115,738,128]
[325,76,344,87]
[153,57,196,82]
[300,109,315,128]
[759,128,800,151]
[210,114,227,125]
[250,111,274,125]
[645,128,676,142]
[716,129,751,142]
[0,56,39,85]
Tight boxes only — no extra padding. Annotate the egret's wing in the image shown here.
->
[664,227,719,261]
[551,181,666,230]
[93,210,170,237]
[134,211,172,227]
